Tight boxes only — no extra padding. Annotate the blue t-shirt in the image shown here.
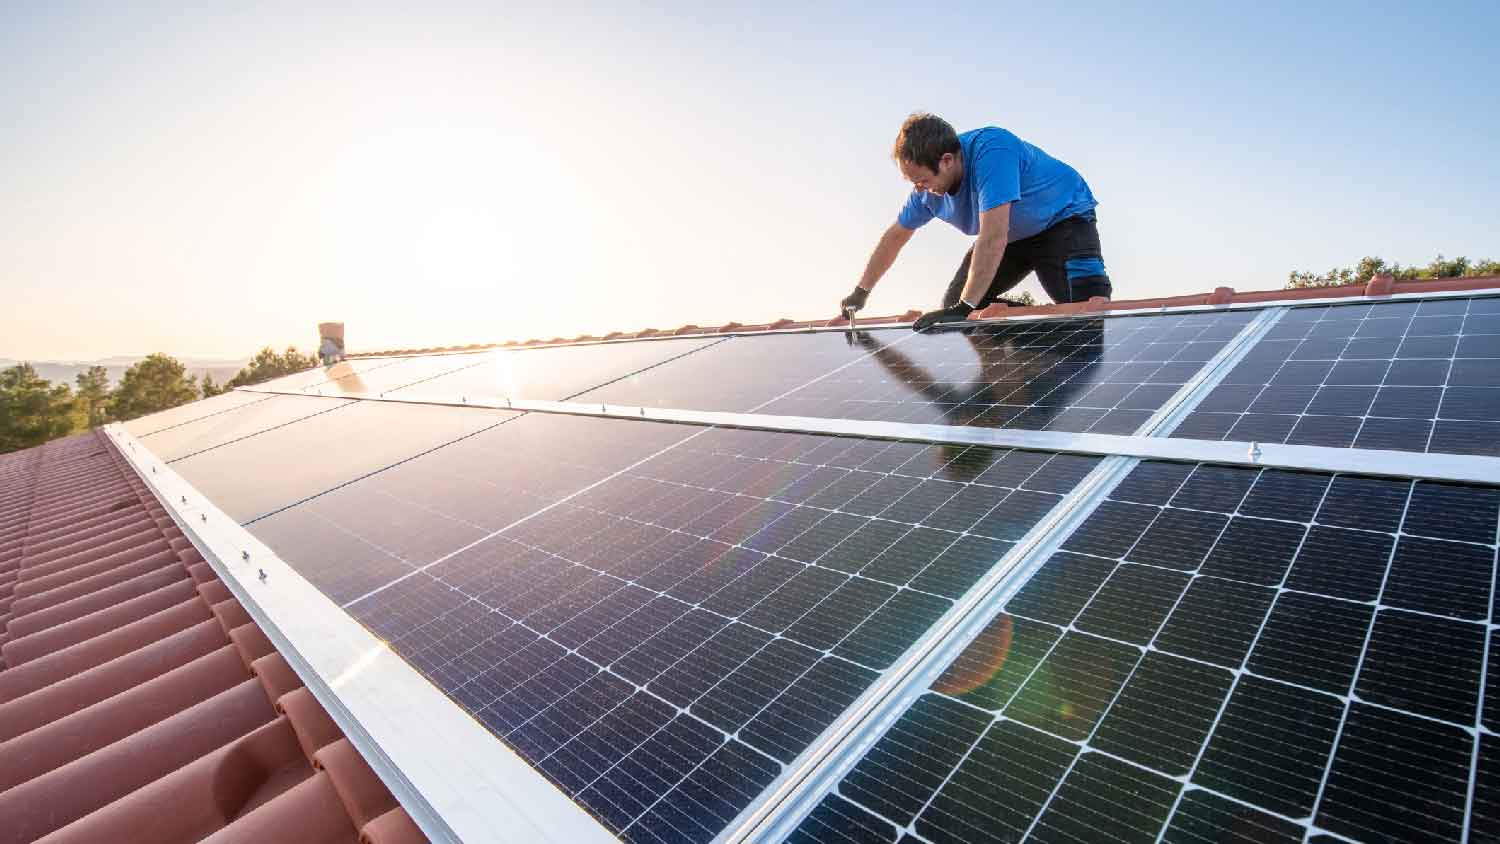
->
[897,127,1097,241]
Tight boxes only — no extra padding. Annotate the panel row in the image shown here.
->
[790,458,1500,843]
[1174,296,1500,456]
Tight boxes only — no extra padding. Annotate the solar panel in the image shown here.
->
[377,337,725,402]
[121,388,276,437]
[576,311,1256,433]
[295,352,496,397]
[112,289,1500,843]
[788,458,1498,843]
[165,401,511,523]
[246,413,693,604]
[1173,296,1500,455]
[236,409,1103,841]
[252,356,412,392]
[135,394,356,462]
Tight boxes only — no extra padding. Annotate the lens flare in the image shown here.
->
[932,614,1013,697]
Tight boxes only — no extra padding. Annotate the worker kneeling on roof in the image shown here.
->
[840,113,1111,331]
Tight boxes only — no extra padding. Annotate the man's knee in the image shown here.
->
[1064,257,1111,302]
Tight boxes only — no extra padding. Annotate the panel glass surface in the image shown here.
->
[248,413,693,604]
[380,337,723,402]
[577,310,1256,434]
[251,416,1103,842]
[1173,296,1500,455]
[295,352,495,397]
[171,401,510,523]
[787,459,1499,843]
[253,357,412,392]
[122,389,277,437]
[138,394,356,462]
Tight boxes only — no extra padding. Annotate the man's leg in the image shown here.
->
[942,244,1035,308]
[1032,215,1112,304]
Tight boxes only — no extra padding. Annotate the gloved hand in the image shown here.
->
[912,301,974,331]
[838,286,869,320]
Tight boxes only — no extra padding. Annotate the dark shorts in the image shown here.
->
[943,213,1112,307]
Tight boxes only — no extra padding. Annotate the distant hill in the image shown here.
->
[0,357,248,389]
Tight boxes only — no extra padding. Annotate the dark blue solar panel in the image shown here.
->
[139,394,356,462]
[169,400,509,522]
[243,412,1101,841]
[789,458,1499,842]
[1173,296,1500,455]
[576,310,1255,434]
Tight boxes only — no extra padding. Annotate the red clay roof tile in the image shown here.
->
[0,431,426,844]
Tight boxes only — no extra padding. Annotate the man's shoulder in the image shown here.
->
[961,126,1021,146]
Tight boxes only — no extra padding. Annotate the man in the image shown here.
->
[839,113,1110,331]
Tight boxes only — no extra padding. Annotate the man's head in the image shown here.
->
[893,112,962,195]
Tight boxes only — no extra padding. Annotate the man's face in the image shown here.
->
[899,152,960,195]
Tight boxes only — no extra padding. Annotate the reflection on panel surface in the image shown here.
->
[247,413,693,604]
[298,353,494,397]
[138,395,356,462]
[579,310,1255,434]
[252,357,410,393]
[1173,296,1500,454]
[788,458,1500,844]
[123,389,277,437]
[171,401,510,523]
[248,415,1100,842]
[380,337,722,402]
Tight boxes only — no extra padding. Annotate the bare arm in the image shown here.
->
[957,203,1012,305]
[857,222,916,292]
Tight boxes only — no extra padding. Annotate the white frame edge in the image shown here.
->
[233,389,1500,485]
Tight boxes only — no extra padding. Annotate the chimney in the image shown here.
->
[318,322,345,365]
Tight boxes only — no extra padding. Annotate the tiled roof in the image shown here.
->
[347,275,1500,357]
[0,431,427,844]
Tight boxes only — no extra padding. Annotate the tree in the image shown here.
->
[225,346,320,389]
[74,365,111,429]
[200,373,223,398]
[1287,253,1498,289]
[1427,254,1471,278]
[0,364,77,453]
[110,353,199,422]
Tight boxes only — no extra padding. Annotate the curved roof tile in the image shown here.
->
[0,431,427,844]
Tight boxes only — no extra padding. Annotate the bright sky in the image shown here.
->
[3,1,1496,360]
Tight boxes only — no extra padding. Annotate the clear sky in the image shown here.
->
[3,1,1496,360]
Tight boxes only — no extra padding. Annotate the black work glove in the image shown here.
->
[913,301,974,331]
[838,286,869,320]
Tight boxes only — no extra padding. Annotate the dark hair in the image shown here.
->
[892,112,960,171]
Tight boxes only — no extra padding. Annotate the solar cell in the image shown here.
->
[793,458,1499,843]
[576,310,1255,434]
[237,412,1101,841]
[1173,296,1500,455]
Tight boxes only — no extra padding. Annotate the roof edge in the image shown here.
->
[343,275,1500,359]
